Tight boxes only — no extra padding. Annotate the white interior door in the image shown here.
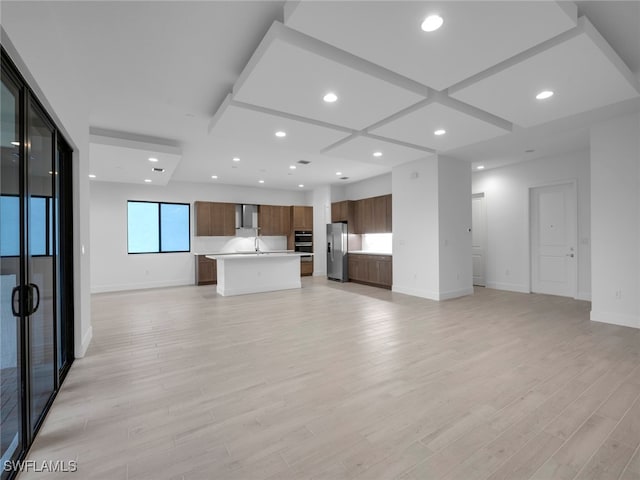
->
[530,183,577,297]
[472,194,486,286]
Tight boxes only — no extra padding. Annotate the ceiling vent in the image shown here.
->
[152,167,165,173]
[340,176,349,180]
[297,160,311,165]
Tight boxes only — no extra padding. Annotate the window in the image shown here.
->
[127,201,190,253]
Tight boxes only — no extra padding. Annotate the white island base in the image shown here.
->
[207,253,305,296]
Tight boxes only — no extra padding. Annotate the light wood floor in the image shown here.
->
[20,278,640,480]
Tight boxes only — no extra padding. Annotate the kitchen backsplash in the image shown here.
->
[361,233,393,253]
[192,235,287,253]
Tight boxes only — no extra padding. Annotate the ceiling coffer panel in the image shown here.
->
[210,101,348,153]
[323,134,433,167]
[369,101,511,151]
[231,22,427,131]
[449,17,640,128]
[285,1,577,91]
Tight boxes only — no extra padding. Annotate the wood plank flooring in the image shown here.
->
[18,278,640,480]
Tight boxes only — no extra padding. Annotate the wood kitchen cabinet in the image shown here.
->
[194,201,236,236]
[300,260,313,276]
[349,195,392,234]
[292,206,313,230]
[348,253,392,289]
[259,205,291,236]
[331,200,354,224]
[195,255,217,285]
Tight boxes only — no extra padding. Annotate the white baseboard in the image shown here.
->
[486,282,530,293]
[577,291,592,301]
[439,287,474,300]
[590,310,640,329]
[218,282,301,296]
[91,279,193,294]
[77,326,93,358]
[392,285,439,301]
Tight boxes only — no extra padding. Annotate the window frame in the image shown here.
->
[126,200,191,254]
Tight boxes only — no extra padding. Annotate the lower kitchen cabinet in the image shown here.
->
[195,255,217,285]
[300,259,313,276]
[348,254,392,289]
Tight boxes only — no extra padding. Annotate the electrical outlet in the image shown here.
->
[615,289,622,299]
[505,269,510,276]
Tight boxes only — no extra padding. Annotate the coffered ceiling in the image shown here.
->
[3,1,638,189]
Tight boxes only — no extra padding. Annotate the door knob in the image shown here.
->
[566,253,574,257]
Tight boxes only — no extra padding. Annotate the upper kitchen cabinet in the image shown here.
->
[292,206,313,230]
[331,200,354,224]
[259,205,291,236]
[374,194,392,233]
[195,201,236,236]
[348,194,392,234]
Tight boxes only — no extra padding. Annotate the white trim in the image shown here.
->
[91,279,193,294]
[392,285,439,301]
[217,282,301,297]
[486,281,530,293]
[577,291,592,301]
[439,287,474,300]
[77,326,93,358]
[590,310,639,329]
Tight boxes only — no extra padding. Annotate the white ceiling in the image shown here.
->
[3,1,639,189]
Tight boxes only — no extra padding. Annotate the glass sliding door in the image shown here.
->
[1,48,74,480]
[25,100,56,432]
[0,59,23,470]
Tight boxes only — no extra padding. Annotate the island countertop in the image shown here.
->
[205,252,313,260]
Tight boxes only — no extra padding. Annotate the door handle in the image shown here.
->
[566,253,574,258]
[11,286,21,316]
[29,283,40,315]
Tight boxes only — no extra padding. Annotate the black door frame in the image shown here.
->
[1,47,75,480]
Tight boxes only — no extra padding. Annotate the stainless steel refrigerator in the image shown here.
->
[327,222,348,282]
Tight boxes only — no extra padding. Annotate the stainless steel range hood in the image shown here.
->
[235,204,259,231]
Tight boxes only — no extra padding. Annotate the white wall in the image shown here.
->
[345,173,392,200]
[590,112,640,328]
[472,150,591,299]
[438,156,473,299]
[2,8,93,357]
[310,185,331,276]
[392,157,440,298]
[90,181,306,292]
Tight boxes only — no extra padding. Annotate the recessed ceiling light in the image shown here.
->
[373,152,383,157]
[148,157,158,162]
[434,129,446,136]
[275,131,286,138]
[536,90,554,100]
[211,175,218,179]
[144,179,152,183]
[323,92,338,103]
[259,179,265,184]
[233,157,240,162]
[289,165,296,170]
[476,165,485,170]
[298,184,304,188]
[336,171,342,176]
[88,174,96,178]
[11,141,20,146]
[48,171,58,175]
[421,14,444,32]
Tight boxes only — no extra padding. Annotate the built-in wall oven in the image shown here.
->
[294,230,313,261]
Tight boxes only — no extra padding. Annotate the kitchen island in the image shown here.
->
[205,252,312,296]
